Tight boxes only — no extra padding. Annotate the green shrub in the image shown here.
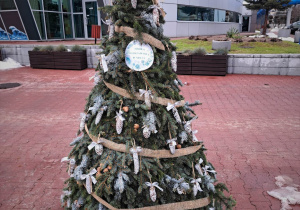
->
[71,45,85,52]
[55,44,67,52]
[214,48,228,55]
[182,49,193,54]
[226,27,239,38]
[192,47,207,55]
[32,46,42,51]
[233,35,243,43]
[40,45,54,52]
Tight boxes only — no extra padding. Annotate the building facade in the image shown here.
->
[0,0,253,41]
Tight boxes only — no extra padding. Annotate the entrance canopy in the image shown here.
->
[289,0,300,5]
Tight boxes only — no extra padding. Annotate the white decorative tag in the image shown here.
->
[125,40,154,71]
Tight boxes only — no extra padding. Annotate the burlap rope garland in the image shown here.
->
[85,124,202,158]
[104,81,185,108]
[115,26,165,51]
[85,183,210,210]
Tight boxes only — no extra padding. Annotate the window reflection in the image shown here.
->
[73,14,84,38]
[29,0,43,10]
[45,12,63,39]
[62,0,71,12]
[33,11,46,39]
[72,0,82,12]
[44,0,61,11]
[63,13,73,38]
[0,0,16,10]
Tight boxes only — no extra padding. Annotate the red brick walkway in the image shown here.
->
[0,67,299,209]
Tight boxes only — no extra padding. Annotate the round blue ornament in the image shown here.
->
[125,40,154,71]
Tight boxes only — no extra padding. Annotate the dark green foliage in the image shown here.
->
[214,48,229,55]
[40,45,54,52]
[71,45,85,52]
[226,27,239,38]
[32,46,42,51]
[62,0,235,209]
[55,44,67,52]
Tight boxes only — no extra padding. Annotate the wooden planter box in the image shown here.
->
[0,49,3,61]
[29,51,87,70]
[177,54,228,76]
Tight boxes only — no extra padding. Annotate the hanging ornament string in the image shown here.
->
[85,124,202,158]
[103,81,185,107]
[115,26,165,51]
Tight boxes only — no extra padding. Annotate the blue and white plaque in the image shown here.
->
[125,40,154,71]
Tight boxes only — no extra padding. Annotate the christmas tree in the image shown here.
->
[61,0,236,209]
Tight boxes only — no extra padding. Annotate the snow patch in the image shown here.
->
[267,175,300,210]
[0,58,23,70]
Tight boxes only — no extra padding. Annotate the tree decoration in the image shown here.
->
[61,157,76,176]
[145,182,163,202]
[88,139,105,155]
[102,18,114,39]
[81,168,97,194]
[173,178,190,194]
[167,102,182,123]
[60,190,71,208]
[122,106,129,112]
[139,89,153,109]
[130,146,142,174]
[179,131,188,144]
[95,106,108,125]
[79,113,87,132]
[100,54,109,72]
[89,95,104,115]
[171,51,177,72]
[134,124,140,129]
[115,110,125,134]
[152,8,159,26]
[114,171,130,193]
[166,138,177,154]
[192,130,199,142]
[203,165,217,177]
[69,133,84,146]
[191,178,203,197]
[131,0,137,9]
[195,158,204,176]
[142,112,157,138]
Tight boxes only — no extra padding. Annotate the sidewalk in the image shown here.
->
[0,67,299,209]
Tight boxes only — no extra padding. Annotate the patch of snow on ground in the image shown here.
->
[0,58,23,70]
[267,175,300,210]
[266,33,295,42]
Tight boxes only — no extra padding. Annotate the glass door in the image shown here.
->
[83,0,99,38]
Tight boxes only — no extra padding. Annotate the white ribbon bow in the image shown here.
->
[79,113,86,132]
[145,182,163,202]
[191,178,203,196]
[88,140,105,155]
[61,157,75,176]
[130,146,142,174]
[166,102,182,123]
[192,130,199,142]
[195,158,204,176]
[202,165,216,176]
[81,168,97,194]
[61,190,71,208]
[171,51,177,72]
[173,178,190,194]
[139,89,153,108]
[115,110,125,121]
[166,138,177,154]
[166,101,181,111]
[100,54,109,72]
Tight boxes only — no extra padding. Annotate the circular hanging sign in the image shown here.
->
[125,40,154,71]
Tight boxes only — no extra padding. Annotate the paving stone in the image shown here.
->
[0,68,300,209]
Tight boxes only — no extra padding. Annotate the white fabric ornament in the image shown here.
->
[173,178,190,194]
[143,126,151,138]
[81,168,97,194]
[166,138,177,154]
[153,8,159,26]
[184,116,197,134]
[70,133,84,146]
[61,157,76,176]
[131,0,137,8]
[202,165,216,177]
[130,146,142,174]
[95,106,107,125]
[171,51,177,72]
[142,112,158,138]
[79,113,86,132]
[179,131,188,144]
[114,171,130,193]
[115,110,125,134]
[88,140,105,156]
[191,178,203,196]
[195,158,204,176]
[89,95,103,116]
[145,182,163,202]
[139,89,153,109]
[166,102,182,123]
[192,130,200,142]
[60,190,71,208]
[101,18,114,39]
[100,54,109,72]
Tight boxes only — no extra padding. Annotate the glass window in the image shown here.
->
[62,0,71,12]
[73,14,84,37]
[63,13,73,38]
[0,0,16,10]
[44,0,61,11]
[214,9,226,22]
[177,5,214,22]
[73,0,82,12]
[33,11,46,39]
[45,12,63,39]
[225,11,239,23]
[29,0,43,10]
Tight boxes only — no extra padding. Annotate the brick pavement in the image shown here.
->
[0,67,299,209]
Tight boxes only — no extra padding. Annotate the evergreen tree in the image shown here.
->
[61,0,236,209]
[244,0,291,35]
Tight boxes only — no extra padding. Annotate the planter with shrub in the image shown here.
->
[29,45,87,70]
[177,47,228,76]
